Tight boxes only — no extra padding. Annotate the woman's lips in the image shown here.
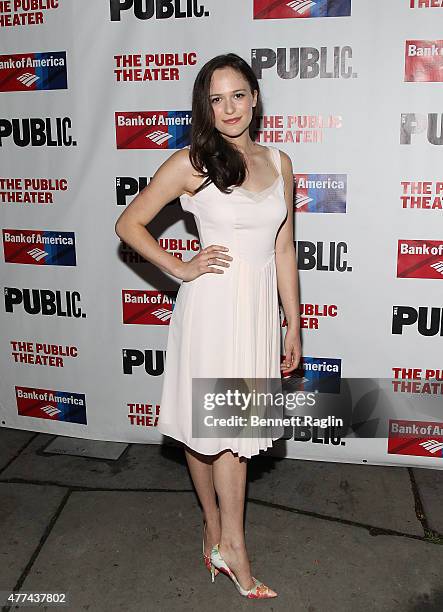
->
[223,117,241,124]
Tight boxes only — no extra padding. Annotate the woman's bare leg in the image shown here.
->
[184,446,221,555]
[212,450,255,590]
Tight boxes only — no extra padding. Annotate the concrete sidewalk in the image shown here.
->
[0,427,442,612]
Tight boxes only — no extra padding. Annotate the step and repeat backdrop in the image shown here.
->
[1,0,442,469]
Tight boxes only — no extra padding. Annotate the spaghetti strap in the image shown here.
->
[268,146,282,176]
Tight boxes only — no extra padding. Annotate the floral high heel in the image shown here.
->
[203,522,219,578]
[210,543,277,599]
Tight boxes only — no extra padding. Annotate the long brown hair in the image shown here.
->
[188,53,262,195]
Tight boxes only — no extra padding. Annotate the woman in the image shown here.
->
[115,53,301,599]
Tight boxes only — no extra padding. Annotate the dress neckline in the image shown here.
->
[182,145,282,200]
[235,174,281,198]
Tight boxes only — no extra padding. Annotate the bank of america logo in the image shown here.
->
[146,131,173,145]
[430,261,443,275]
[419,439,443,454]
[295,193,314,209]
[152,307,173,322]
[28,247,49,262]
[40,405,61,417]
[287,0,316,14]
[17,72,40,87]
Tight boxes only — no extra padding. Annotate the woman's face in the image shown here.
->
[209,67,258,139]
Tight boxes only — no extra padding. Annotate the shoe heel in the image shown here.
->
[203,521,219,580]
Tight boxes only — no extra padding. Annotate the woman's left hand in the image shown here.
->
[281,328,302,374]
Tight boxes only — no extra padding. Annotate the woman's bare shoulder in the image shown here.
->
[163,145,204,194]
[270,146,291,164]
[167,146,204,176]
[164,145,192,172]
[274,148,293,174]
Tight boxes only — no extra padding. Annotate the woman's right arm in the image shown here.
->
[114,148,193,280]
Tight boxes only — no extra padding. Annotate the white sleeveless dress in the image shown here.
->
[157,145,288,458]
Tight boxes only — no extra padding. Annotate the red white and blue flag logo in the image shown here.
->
[115,111,191,149]
[0,51,67,92]
[254,0,351,19]
[3,229,76,266]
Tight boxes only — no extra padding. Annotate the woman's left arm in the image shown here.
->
[275,150,301,374]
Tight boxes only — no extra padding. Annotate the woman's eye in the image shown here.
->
[211,93,244,103]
